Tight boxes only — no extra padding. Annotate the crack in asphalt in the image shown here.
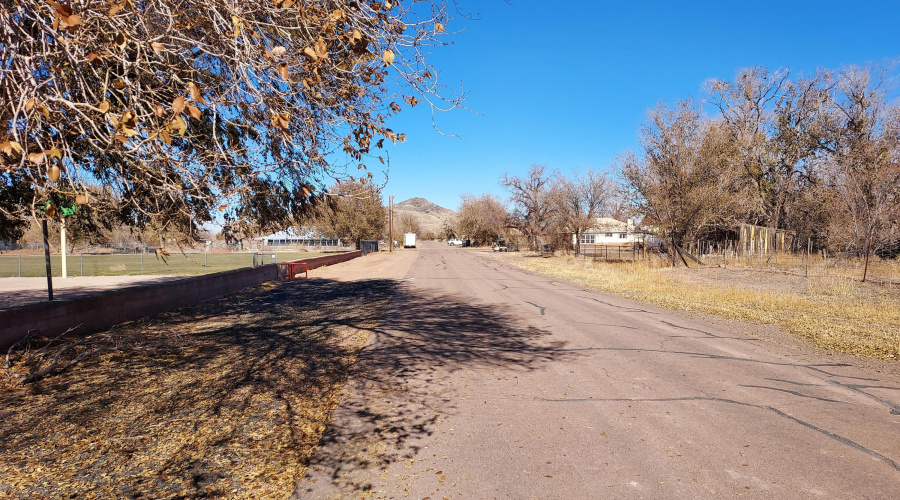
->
[533,395,900,473]
[525,301,546,315]
[825,380,900,415]
[577,295,658,314]
[738,384,848,404]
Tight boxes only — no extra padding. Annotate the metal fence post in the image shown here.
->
[81,254,84,276]
[141,252,144,275]
[18,255,22,277]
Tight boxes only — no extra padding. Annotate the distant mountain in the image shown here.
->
[392,197,456,236]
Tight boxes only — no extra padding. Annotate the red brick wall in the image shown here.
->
[0,251,362,350]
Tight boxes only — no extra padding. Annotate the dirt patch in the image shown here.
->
[0,251,417,498]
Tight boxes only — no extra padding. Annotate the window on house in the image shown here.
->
[605,232,613,238]
[580,234,595,244]
[619,233,627,239]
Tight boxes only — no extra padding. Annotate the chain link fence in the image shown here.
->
[0,252,324,278]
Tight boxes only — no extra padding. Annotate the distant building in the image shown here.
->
[253,229,344,248]
[573,217,662,249]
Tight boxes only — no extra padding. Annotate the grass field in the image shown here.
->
[0,252,327,278]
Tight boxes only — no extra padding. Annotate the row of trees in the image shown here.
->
[455,164,614,250]
[620,66,900,278]
[455,65,898,279]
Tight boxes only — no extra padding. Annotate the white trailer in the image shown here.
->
[403,233,417,248]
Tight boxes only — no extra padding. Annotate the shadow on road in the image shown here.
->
[1,277,571,498]
[295,282,574,497]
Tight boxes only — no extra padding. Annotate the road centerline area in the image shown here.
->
[296,242,900,499]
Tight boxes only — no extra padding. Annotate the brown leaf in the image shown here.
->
[112,79,127,90]
[151,42,164,51]
[382,49,394,65]
[278,64,290,81]
[25,98,35,112]
[231,15,242,38]
[186,105,201,120]
[390,102,401,113]
[303,46,318,60]
[99,101,110,112]
[315,39,328,59]
[47,0,73,17]
[218,204,228,211]
[188,82,206,103]
[109,3,125,16]
[278,113,290,130]
[29,152,46,165]
[435,22,445,33]
[87,52,101,62]
[114,32,127,48]
[271,46,286,56]
[120,110,136,129]
[75,194,89,205]
[160,129,171,145]
[172,115,187,136]
[172,96,185,114]
[154,103,165,117]
[66,14,82,27]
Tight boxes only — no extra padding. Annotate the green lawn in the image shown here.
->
[0,252,328,278]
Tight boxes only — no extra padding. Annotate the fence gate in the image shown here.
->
[360,240,379,256]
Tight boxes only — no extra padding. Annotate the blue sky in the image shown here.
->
[371,0,899,211]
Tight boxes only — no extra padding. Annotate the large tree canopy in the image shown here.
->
[0,0,460,241]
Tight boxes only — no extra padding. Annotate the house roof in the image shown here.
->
[586,217,629,233]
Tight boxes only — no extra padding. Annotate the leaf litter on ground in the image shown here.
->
[0,277,397,498]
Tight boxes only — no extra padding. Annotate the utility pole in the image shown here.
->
[389,195,394,252]
[60,218,67,278]
[42,220,54,301]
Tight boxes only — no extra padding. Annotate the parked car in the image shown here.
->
[492,242,508,252]
[448,238,464,246]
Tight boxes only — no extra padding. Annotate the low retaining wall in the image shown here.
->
[0,251,362,350]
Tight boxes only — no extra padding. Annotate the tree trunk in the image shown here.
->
[862,237,872,282]
[671,234,677,267]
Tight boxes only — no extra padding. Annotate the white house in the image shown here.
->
[573,217,663,249]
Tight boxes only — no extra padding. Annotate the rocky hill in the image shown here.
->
[392,197,455,236]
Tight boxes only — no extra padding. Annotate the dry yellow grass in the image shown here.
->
[489,252,900,360]
[0,278,397,498]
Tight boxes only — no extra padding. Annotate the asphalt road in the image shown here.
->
[296,242,900,499]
